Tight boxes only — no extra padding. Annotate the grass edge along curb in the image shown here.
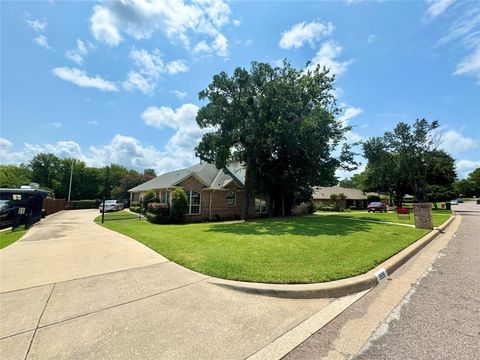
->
[206,215,456,299]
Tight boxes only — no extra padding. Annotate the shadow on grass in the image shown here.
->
[206,215,373,237]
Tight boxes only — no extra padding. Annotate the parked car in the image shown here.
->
[450,199,459,205]
[457,198,464,203]
[0,200,15,228]
[367,202,387,213]
[99,200,124,212]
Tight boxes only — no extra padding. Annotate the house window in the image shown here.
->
[187,191,201,215]
[226,191,236,206]
[160,190,169,204]
[255,197,267,213]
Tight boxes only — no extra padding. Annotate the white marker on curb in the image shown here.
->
[375,268,388,283]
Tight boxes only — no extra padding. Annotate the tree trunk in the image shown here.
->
[281,188,285,217]
[242,158,255,220]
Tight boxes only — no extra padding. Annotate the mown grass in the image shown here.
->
[0,229,28,249]
[316,210,452,227]
[96,212,431,284]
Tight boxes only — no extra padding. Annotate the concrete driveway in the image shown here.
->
[0,210,335,359]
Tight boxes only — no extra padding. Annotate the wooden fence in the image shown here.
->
[43,198,66,216]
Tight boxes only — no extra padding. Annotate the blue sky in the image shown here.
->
[1,0,479,178]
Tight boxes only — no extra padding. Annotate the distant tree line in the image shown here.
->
[0,153,156,201]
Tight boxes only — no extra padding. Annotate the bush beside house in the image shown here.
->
[170,188,188,223]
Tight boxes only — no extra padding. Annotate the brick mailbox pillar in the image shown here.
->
[413,203,433,229]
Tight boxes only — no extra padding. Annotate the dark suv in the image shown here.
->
[367,202,387,213]
[0,200,15,228]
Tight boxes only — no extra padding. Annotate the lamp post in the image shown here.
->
[67,159,74,203]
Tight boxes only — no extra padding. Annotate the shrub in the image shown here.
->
[68,199,101,209]
[130,206,141,213]
[145,211,172,224]
[367,194,381,203]
[307,202,315,214]
[147,202,170,216]
[350,206,357,211]
[142,191,156,209]
[131,201,140,207]
[170,188,188,223]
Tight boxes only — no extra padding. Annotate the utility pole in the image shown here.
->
[67,160,74,203]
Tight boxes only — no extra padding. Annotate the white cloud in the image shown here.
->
[233,19,241,26]
[456,159,480,178]
[130,48,164,78]
[454,47,480,81]
[87,120,99,126]
[437,128,479,153]
[367,34,376,44]
[34,35,50,49]
[171,90,187,99]
[165,60,189,75]
[66,39,89,65]
[89,0,231,56]
[0,133,203,175]
[212,33,229,56]
[27,19,47,32]
[48,122,63,128]
[142,103,199,129]
[142,103,209,162]
[245,39,253,46]
[279,20,334,49]
[335,162,366,181]
[426,0,455,19]
[432,2,480,83]
[124,48,189,94]
[338,106,363,127]
[122,71,155,95]
[307,40,352,76]
[193,40,212,54]
[0,138,13,150]
[52,67,118,92]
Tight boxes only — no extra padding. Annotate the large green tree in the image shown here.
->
[30,153,60,190]
[363,119,440,206]
[195,61,351,219]
[453,168,480,197]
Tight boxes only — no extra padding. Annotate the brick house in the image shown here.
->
[128,162,267,222]
[312,186,367,209]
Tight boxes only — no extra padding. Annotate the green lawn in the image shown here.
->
[96,212,432,284]
[316,210,452,227]
[0,229,28,249]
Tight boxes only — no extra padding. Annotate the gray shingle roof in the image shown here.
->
[128,162,244,193]
[312,186,367,200]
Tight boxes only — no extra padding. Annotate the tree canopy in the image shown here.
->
[195,61,353,218]
[1,153,157,201]
[362,119,457,206]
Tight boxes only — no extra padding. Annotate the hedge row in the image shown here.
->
[130,206,141,213]
[68,200,101,209]
[145,211,172,224]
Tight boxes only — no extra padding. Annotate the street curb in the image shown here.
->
[208,215,456,299]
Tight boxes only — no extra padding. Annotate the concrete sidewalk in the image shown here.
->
[0,210,337,359]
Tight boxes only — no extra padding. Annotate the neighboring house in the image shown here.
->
[312,186,367,209]
[128,162,267,222]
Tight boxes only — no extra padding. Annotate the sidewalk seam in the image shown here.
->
[24,283,55,360]
[37,276,211,330]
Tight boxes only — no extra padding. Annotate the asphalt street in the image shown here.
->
[286,201,479,360]
[355,201,479,359]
